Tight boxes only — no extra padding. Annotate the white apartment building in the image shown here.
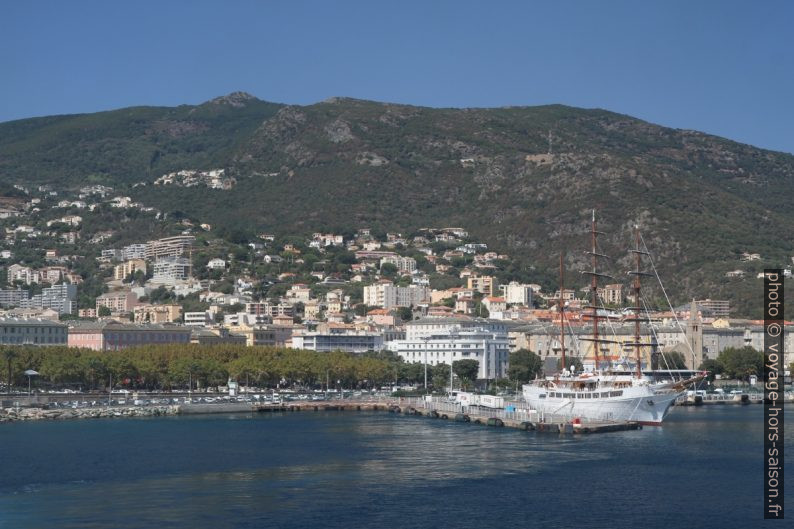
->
[390,326,510,380]
[285,284,312,302]
[404,317,509,340]
[206,258,226,270]
[363,282,429,309]
[152,257,191,282]
[292,331,384,353]
[0,288,28,308]
[7,264,41,285]
[380,255,417,273]
[121,244,148,261]
[19,283,77,315]
[183,311,214,327]
[145,236,195,260]
[499,282,534,306]
[245,302,294,318]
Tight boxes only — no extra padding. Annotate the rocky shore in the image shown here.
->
[0,405,180,423]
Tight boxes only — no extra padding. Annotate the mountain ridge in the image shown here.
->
[1,93,793,316]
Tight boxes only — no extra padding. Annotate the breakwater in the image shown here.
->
[0,404,180,422]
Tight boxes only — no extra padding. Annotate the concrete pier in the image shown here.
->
[387,403,639,434]
[251,399,639,435]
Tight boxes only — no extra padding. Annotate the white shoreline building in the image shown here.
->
[388,318,510,380]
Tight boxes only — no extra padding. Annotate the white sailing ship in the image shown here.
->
[522,213,703,425]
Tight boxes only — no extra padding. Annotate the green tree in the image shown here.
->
[508,349,543,383]
[452,359,479,385]
[717,346,763,381]
[397,306,413,321]
[98,306,111,317]
[431,363,452,390]
[380,263,398,277]
[3,347,18,393]
[81,354,108,390]
[698,358,724,382]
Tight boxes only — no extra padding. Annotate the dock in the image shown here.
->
[252,397,640,435]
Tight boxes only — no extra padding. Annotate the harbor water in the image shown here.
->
[0,405,789,529]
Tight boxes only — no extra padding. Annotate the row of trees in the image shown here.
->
[699,346,766,381]
[1,345,403,392]
[1,345,507,393]
[1,345,546,394]
[4,343,776,395]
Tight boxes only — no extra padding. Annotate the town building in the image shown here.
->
[101,249,123,262]
[121,244,148,261]
[0,317,68,345]
[380,255,417,273]
[145,235,195,260]
[602,284,623,305]
[467,275,495,296]
[19,283,77,315]
[226,324,280,347]
[67,321,192,351]
[0,288,29,308]
[113,259,147,281]
[133,304,182,324]
[292,330,384,353]
[499,282,534,306]
[152,257,191,282]
[183,311,214,327]
[245,302,295,318]
[363,282,429,309]
[693,299,731,317]
[96,290,138,313]
[190,328,247,345]
[206,258,226,270]
[389,319,509,380]
[482,296,507,313]
[7,264,41,285]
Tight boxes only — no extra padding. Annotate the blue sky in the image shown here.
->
[2,1,792,153]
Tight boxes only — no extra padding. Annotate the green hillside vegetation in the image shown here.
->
[0,92,282,185]
[2,94,794,316]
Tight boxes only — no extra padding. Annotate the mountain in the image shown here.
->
[2,93,793,316]
[0,92,283,186]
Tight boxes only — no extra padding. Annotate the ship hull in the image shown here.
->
[523,384,681,425]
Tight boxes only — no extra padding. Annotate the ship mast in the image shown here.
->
[626,226,653,379]
[580,210,615,371]
[558,252,566,371]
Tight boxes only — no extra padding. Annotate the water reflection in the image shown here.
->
[0,407,788,529]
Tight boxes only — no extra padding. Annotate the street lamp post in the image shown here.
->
[449,335,455,397]
[423,337,428,392]
[24,369,39,397]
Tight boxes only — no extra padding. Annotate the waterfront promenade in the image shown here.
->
[3,391,789,431]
